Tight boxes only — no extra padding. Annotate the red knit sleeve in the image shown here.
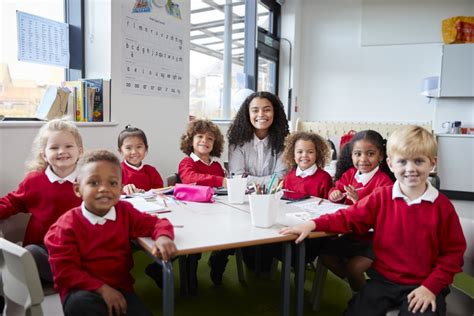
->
[146,165,164,189]
[178,157,224,187]
[314,189,379,234]
[421,198,466,295]
[318,171,333,199]
[124,202,174,240]
[0,173,35,219]
[44,213,104,295]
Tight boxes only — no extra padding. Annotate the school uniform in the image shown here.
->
[322,166,394,259]
[44,200,174,315]
[121,160,164,191]
[283,165,333,199]
[178,153,225,187]
[314,182,466,315]
[0,167,81,281]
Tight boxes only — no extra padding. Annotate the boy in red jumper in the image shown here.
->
[45,150,176,316]
[281,125,466,316]
[178,119,226,188]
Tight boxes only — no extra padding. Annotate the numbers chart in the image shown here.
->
[121,2,185,97]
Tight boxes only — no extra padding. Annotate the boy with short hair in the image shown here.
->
[281,125,466,315]
[45,150,177,316]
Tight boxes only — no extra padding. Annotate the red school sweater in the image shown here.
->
[44,200,174,301]
[0,171,81,246]
[329,167,393,205]
[178,156,225,187]
[121,161,164,191]
[283,168,333,199]
[314,185,466,295]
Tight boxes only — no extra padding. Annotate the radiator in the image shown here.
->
[295,119,432,139]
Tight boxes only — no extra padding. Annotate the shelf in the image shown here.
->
[0,121,119,129]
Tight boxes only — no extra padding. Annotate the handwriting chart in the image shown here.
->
[121,0,185,97]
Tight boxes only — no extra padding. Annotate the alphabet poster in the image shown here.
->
[121,0,185,98]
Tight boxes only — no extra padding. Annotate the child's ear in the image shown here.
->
[73,182,82,198]
[430,157,437,169]
[386,157,394,172]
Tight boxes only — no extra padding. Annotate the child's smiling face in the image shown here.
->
[119,136,147,167]
[351,140,383,174]
[192,132,215,160]
[41,131,82,177]
[74,161,122,217]
[294,139,317,170]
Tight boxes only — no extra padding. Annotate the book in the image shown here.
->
[63,80,85,121]
[83,79,103,122]
[36,86,70,120]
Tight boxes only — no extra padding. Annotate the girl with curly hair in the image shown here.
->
[178,119,226,187]
[322,130,394,292]
[227,91,289,186]
[282,131,333,200]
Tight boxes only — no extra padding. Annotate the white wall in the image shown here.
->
[0,0,190,195]
[293,0,441,123]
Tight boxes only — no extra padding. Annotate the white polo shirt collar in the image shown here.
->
[45,166,76,184]
[392,180,438,206]
[124,160,143,171]
[354,166,379,186]
[190,152,212,166]
[81,202,117,225]
[296,164,318,178]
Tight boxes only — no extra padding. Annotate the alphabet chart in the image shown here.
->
[121,0,185,98]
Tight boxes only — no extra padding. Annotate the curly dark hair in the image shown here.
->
[180,119,224,157]
[227,91,289,155]
[117,125,148,150]
[282,132,331,169]
[335,130,395,181]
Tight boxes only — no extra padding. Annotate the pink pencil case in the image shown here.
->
[173,183,215,203]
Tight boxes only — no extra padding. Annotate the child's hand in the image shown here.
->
[152,236,177,262]
[344,185,359,203]
[96,284,127,316]
[123,184,144,195]
[407,285,436,314]
[279,221,316,244]
[329,189,344,202]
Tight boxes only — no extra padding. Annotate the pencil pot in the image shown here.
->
[227,177,247,204]
[248,192,283,228]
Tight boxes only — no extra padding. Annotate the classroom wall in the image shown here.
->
[0,0,190,196]
[290,0,473,127]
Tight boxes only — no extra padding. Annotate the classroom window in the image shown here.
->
[189,0,279,120]
[0,0,83,119]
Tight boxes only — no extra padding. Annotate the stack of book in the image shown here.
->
[62,79,111,122]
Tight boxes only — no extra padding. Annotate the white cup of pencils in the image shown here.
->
[227,176,247,204]
[248,174,283,228]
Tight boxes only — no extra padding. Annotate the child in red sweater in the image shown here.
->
[0,117,83,283]
[322,130,394,291]
[281,131,333,200]
[118,125,164,195]
[175,119,226,291]
[281,126,466,316]
[45,150,176,316]
[178,119,226,187]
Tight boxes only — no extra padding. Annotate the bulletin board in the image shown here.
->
[121,0,185,98]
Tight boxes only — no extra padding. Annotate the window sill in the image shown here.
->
[0,121,119,128]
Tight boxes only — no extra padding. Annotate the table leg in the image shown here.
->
[295,241,306,316]
[162,260,175,316]
[178,256,188,296]
[280,242,291,316]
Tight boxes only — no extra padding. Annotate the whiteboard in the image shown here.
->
[361,0,474,46]
[16,11,69,68]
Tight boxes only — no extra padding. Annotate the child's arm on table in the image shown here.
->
[280,221,316,244]
[152,235,177,262]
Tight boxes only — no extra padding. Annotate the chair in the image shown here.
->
[0,238,63,316]
[166,173,181,186]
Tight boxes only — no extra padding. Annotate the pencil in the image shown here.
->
[162,198,168,207]
[318,198,324,205]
